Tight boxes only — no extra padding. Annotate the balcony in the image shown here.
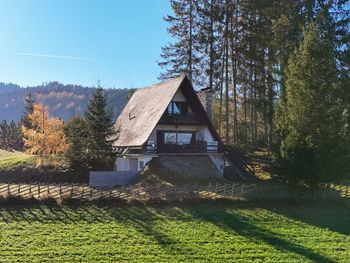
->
[158,113,205,125]
[145,141,221,154]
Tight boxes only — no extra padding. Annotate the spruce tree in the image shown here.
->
[0,120,23,150]
[65,116,89,169]
[9,121,23,150]
[21,91,35,129]
[275,22,350,187]
[0,121,9,149]
[85,85,116,169]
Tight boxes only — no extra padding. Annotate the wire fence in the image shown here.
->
[0,181,349,202]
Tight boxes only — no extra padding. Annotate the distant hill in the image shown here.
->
[0,82,130,122]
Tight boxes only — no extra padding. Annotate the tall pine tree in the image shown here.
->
[159,0,202,86]
[85,84,116,169]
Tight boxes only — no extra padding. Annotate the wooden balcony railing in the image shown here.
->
[158,113,205,125]
[145,141,222,154]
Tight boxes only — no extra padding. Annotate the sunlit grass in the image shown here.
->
[0,150,36,170]
[0,202,349,262]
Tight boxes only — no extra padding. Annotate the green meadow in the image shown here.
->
[0,202,349,262]
[0,150,35,170]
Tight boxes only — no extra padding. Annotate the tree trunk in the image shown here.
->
[209,0,214,91]
[244,84,248,143]
[231,0,239,144]
[250,69,253,146]
[188,0,193,80]
[225,1,230,144]
[253,70,258,149]
[267,48,274,152]
[219,51,225,138]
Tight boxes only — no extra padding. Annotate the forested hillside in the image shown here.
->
[0,82,129,121]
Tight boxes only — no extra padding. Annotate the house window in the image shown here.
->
[164,132,177,144]
[167,104,173,114]
[139,161,144,170]
[167,101,188,115]
[177,133,192,145]
[164,132,193,145]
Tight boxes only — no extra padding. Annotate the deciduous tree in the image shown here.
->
[22,104,68,156]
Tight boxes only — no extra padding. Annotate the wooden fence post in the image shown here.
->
[7,183,10,196]
[18,184,20,195]
[70,184,74,198]
[231,183,235,198]
[109,187,113,198]
[81,185,85,198]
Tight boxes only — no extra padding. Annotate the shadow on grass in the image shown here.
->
[0,199,349,261]
[269,200,350,236]
[120,207,194,256]
[185,204,337,263]
[0,202,194,257]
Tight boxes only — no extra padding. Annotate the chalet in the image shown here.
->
[112,75,224,176]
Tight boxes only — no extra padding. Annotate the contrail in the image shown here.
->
[16,52,94,61]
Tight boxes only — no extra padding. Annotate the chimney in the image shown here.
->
[197,87,213,120]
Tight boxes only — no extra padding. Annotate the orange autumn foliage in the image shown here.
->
[22,104,68,155]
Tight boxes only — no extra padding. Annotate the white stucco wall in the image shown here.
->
[198,126,214,142]
[137,156,154,171]
[116,156,154,172]
[115,158,129,171]
[209,155,225,175]
[172,90,186,102]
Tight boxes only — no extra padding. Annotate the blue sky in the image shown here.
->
[0,0,172,88]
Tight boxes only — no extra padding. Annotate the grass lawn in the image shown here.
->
[0,201,349,262]
[0,150,35,170]
[0,150,77,183]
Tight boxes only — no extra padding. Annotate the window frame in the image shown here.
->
[167,101,189,115]
[161,130,196,145]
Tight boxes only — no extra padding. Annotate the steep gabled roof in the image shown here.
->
[113,75,185,147]
[113,75,220,147]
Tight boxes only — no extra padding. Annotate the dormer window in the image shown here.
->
[167,101,189,115]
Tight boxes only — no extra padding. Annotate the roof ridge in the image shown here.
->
[134,75,186,93]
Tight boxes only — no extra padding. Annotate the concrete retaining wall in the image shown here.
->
[89,171,138,187]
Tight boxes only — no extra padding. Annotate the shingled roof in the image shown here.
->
[113,75,220,147]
